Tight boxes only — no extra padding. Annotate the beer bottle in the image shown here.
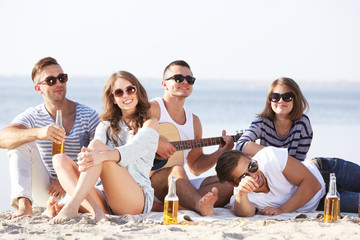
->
[163,175,179,225]
[52,110,65,155]
[323,173,340,222]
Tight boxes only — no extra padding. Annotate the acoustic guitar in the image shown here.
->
[151,122,243,172]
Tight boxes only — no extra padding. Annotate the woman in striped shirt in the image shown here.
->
[236,77,312,161]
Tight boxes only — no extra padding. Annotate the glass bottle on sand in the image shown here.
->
[323,173,340,222]
[163,175,179,225]
[52,110,65,155]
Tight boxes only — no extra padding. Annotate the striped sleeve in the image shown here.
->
[236,117,264,151]
[236,115,313,161]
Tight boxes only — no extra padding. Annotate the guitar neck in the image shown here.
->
[171,135,238,151]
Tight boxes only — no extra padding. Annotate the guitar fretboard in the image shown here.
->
[171,135,238,151]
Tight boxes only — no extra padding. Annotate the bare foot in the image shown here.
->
[197,187,218,216]
[49,204,79,224]
[43,196,64,217]
[9,197,33,220]
[93,208,107,222]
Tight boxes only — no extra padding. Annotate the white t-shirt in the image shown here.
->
[231,147,326,213]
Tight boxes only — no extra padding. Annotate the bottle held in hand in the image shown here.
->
[52,110,65,155]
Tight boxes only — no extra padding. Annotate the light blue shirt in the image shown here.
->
[12,102,99,178]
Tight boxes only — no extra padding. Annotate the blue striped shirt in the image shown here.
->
[236,115,313,161]
[12,103,99,178]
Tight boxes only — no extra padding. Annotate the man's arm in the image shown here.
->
[277,156,321,213]
[149,100,176,159]
[234,191,257,217]
[260,156,322,215]
[0,123,65,149]
[187,115,234,176]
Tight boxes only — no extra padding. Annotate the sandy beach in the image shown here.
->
[1,207,359,240]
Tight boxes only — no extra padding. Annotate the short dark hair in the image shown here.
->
[31,57,60,82]
[216,150,251,183]
[163,60,192,80]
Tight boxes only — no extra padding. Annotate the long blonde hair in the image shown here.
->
[100,71,150,146]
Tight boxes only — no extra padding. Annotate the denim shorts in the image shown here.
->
[95,180,154,214]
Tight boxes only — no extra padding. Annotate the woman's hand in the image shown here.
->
[77,146,103,171]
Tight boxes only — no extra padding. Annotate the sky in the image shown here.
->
[0,0,360,83]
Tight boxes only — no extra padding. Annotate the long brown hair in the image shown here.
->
[258,77,309,121]
[100,71,150,146]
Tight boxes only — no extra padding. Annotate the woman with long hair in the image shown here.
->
[236,77,312,161]
[49,71,159,224]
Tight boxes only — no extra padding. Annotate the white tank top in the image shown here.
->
[154,97,194,165]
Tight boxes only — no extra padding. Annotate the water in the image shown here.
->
[0,76,360,210]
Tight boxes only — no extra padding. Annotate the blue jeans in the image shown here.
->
[315,157,360,213]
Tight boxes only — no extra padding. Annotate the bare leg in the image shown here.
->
[100,161,146,215]
[9,197,33,219]
[50,162,106,224]
[49,147,108,224]
[51,154,107,214]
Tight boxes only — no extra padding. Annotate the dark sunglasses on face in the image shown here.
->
[269,92,295,103]
[37,73,68,86]
[240,159,259,179]
[112,85,137,98]
[165,74,196,85]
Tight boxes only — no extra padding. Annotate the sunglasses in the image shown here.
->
[269,92,295,103]
[37,73,68,86]
[165,74,196,85]
[112,85,137,98]
[240,159,259,179]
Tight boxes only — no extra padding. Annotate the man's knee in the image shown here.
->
[7,141,37,160]
[171,165,187,176]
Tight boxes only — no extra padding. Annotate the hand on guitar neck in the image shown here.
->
[151,122,243,172]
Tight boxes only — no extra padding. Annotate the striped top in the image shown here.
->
[236,115,313,161]
[12,103,99,178]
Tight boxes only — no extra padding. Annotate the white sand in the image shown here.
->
[1,207,360,240]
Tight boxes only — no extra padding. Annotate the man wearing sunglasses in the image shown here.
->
[149,60,234,216]
[216,147,325,217]
[217,147,360,217]
[0,57,99,219]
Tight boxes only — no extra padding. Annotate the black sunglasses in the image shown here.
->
[165,74,196,85]
[269,92,295,103]
[112,85,137,98]
[37,73,68,86]
[240,159,259,179]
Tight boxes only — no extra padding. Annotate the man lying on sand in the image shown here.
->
[216,147,360,217]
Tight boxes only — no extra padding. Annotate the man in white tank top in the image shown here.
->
[149,60,235,216]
